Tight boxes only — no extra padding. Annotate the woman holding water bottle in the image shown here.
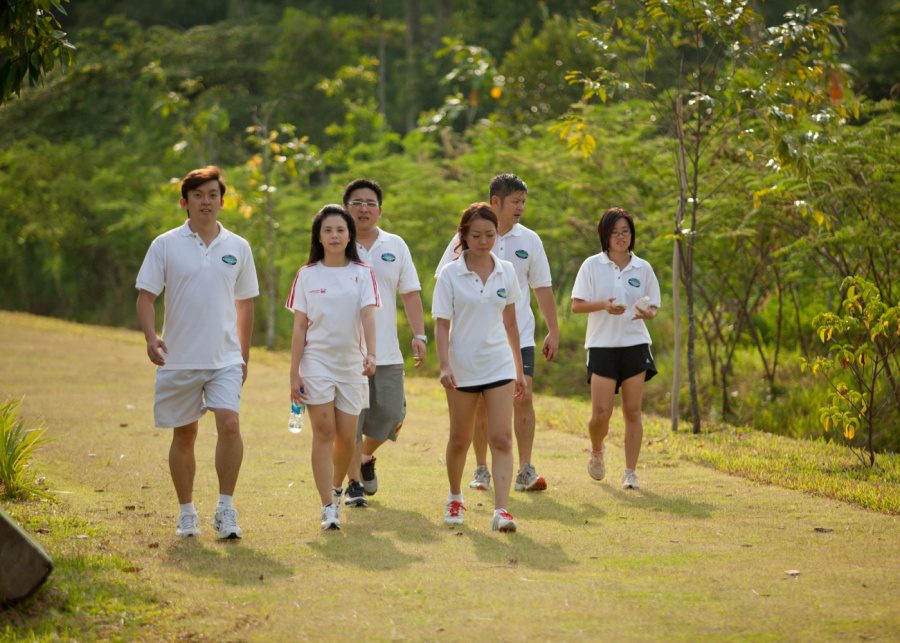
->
[571,207,660,490]
[286,204,379,530]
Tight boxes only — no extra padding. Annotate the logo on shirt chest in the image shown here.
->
[309,288,327,295]
[221,254,237,266]
[628,278,641,288]
[496,288,508,299]
[381,252,396,263]
[514,249,529,259]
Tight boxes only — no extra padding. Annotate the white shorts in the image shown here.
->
[304,376,369,416]
[154,364,243,428]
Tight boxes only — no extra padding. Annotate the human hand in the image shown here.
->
[514,374,526,400]
[362,354,377,377]
[291,373,308,404]
[542,331,558,362]
[604,297,626,315]
[412,338,426,367]
[241,362,248,383]
[439,367,457,390]
[146,337,168,366]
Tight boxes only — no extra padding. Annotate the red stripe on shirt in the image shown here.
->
[354,261,380,308]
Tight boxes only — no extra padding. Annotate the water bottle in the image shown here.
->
[634,295,651,316]
[289,395,305,434]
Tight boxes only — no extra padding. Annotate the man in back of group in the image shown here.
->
[136,165,259,539]
[435,173,558,493]
[340,178,427,507]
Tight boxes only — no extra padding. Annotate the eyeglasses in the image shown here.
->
[610,230,631,238]
[348,200,379,208]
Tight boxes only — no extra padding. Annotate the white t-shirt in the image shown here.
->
[285,261,380,383]
[432,252,522,387]
[135,221,259,370]
[356,228,421,366]
[571,252,661,349]
[436,223,551,348]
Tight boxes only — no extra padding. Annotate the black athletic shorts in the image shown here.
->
[456,379,514,394]
[521,346,535,378]
[586,344,657,394]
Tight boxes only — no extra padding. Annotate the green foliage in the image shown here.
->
[0,0,75,105]
[0,398,51,499]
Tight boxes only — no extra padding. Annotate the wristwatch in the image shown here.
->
[413,334,428,344]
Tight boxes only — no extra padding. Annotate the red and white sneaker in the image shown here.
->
[444,500,466,526]
[514,463,547,491]
[491,509,517,533]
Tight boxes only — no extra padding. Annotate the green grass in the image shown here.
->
[1,310,899,640]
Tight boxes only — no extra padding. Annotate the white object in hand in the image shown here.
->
[634,296,651,315]
[288,402,305,434]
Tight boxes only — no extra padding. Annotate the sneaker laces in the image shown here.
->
[447,500,466,517]
[495,509,514,520]
[178,513,198,529]
[218,507,238,529]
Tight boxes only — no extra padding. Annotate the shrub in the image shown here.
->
[0,399,52,500]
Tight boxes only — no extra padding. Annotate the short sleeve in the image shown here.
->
[396,240,422,294]
[234,242,260,300]
[285,268,307,314]
[135,237,166,295]
[527,236,552,288]
[359,265,379,309]
[505,266,523,305]
[571,259,593,301]
[434,235,460,278]
[646,264,662,308]
[431,266,454,320]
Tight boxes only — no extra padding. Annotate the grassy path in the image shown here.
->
[2,311,898,640]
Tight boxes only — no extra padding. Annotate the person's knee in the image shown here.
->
[447,430,471,453]
[172,424,198,449]
[487,430,513,453]
[216,412,241,440]
[622,404,643,425]
[590,404,613,425]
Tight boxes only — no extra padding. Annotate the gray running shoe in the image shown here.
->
[622,469,639,490]
[514,463,547,492]
[588,445,606,481]
[321,504,341,530]
[468,464,491,490]
[212,507,242,540]
[176,512,199,537]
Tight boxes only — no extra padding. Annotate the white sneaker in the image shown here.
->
[588,445,606,481]
[175,512,199,537]
[212,507,242,540]
[332,488,343,518]
[468,465,491,490]
[444,500,466,525]
[491,509,517,533]
[321,504,341,530]
[514,463,547,492]
[622,469,639,490]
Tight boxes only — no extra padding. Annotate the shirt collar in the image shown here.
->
[357,227,384,252]
[452,251,505,277]
[500,223,522,238]
[599,251,637,270]
[179,220,228,241]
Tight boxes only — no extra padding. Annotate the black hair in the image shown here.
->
[488,173,528,201]
[342,178,383,206]
[598,207,636,253]
[307,205,362,264]
[455,202,499,252]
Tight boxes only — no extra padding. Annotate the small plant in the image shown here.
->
[0,398,52,499]
[804,277,900,466]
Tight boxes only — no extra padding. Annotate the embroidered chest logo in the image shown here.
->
[496,288,508,299]
[221,254,237,266]
[514,249,529,259]
[309,288,327,294]
[381,252,396,263]
[627,278,641,288]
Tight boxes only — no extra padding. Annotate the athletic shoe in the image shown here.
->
[468,464,491,490]
[321,504,341,530]
[622,469,639,490]
[444,500,466,526]
[491,509,517,533]
[514,463,547,492]
[175,512,200,538]
[332,488,343,518]
[212,507,242,540]
[588,445,606,481]
[360,457,378,495]
[345,480,368,507]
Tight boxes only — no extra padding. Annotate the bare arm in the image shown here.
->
[290,311,309,404]
[136,289,166,366]
[502,304,525,400]
[533,286,559,362]
[235,298,254,382]
[435,318,455,389]
[571,297,626,315]
[400,290,427,367]
[361,304,377,376]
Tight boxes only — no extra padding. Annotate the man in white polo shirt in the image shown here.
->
[136,166,259,540]
[435,173,559,493]
[340,178,427,507]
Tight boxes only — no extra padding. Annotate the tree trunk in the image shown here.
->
[264,160,276,351]
[377,0,387,119]
[404,0,423,132]
[672,95,688,432]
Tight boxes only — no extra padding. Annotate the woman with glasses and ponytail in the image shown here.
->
[571,207,660,491]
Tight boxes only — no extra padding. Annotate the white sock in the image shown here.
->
[494,507,507,515]
[179,502,196,516]
[217,494,233,510]
[448,492,464,503]
[624,468,635,474]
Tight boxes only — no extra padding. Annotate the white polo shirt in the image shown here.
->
[356,227,421,366]
[571,252,661,349]
[436,223,551,348]
[135,220,259,370]
[285,261,380,383]
[432,252,522,387]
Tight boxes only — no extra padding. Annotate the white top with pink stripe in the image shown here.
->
[285,261,380,383]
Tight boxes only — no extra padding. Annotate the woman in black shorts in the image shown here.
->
[571,208,660,490]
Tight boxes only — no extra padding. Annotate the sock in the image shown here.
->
[179,502,196,516]
[624,468,635,474]
[217,494,233,510]
[448,492,464,504]
[361,454,374,464]
[494,507,507,515]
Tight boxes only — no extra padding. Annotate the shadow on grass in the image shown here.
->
[506,492,606,526]
[164,538,294,584]
[599,485,715,518]
[464,527,577,571]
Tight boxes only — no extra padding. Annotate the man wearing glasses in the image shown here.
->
[339,179,427,507]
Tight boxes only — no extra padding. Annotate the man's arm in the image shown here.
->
[533,286,559,362]
[235,298,255,383]
[400,290,427,367]
[136,289,167,366]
